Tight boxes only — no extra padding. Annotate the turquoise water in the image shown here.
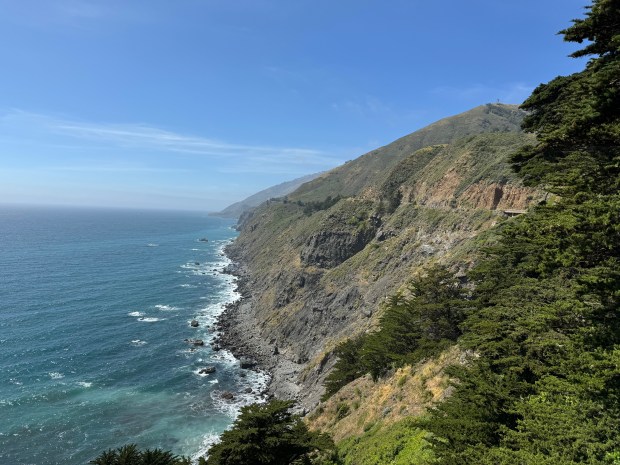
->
[0,206,267,464]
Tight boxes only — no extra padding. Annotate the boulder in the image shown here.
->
[239,357,257,369]
[190,320,199,327]
[221,391,235,400]
[199,366,216,374]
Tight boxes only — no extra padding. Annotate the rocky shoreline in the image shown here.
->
[214,249,306,408]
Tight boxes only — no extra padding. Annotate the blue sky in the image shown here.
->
[0,0,588,211]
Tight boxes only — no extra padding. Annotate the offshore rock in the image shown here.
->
[221,391,234,400]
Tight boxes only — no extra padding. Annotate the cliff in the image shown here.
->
[221,104,543,410]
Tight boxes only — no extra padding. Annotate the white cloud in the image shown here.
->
[0,109,342,170]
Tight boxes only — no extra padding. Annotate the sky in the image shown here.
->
[0,0,589,211]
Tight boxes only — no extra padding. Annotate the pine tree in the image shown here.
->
[205,400,334,465]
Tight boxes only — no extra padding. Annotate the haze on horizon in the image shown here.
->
[0,0,586,211]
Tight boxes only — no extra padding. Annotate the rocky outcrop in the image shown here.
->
[300,227,377,268]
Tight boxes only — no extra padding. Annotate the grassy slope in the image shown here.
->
[291,103,525,203]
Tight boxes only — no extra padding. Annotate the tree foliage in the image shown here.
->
[205,400,335,465]
[90,444,190,465]
[323,266,468,398]
[512,0,620,195]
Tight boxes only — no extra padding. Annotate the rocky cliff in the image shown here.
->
[220,104,543,410]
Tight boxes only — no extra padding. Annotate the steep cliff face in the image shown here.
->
[225,105,543,409]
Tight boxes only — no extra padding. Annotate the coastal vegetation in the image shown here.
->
[90,444,191,465]
[323,266,468,398]
[204,400,334,465]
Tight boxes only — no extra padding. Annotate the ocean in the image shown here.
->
[0,205,267,465]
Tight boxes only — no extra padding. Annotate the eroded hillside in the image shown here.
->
[224,104,543,410]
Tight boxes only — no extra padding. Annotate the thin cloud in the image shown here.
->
[0,109,342,169]
[46,165,191,174]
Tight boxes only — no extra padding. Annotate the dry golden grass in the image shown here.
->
[307,345,464,443]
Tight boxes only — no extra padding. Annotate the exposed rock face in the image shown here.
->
[300,227,377,268]
[219,105,544,410]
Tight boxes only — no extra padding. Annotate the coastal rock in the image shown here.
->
[221,391,235,401]
[199,366,216,374]
[240,357,257,369]
[187,339,204,346]
[190,320,199,327]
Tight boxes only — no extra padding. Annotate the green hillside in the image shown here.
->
[291,103,524,202]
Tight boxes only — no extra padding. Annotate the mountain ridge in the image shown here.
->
[213,172,323,218]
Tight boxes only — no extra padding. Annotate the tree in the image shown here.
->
[205,400,334,465]
[323,336,366,400]
[360,266,469,380]
[512,0,620,196]
[90,444,190,465]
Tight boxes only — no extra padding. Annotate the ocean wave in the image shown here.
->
[128,311,144,317]
[77,381,93,388]
[191,432,222,462]
[154,304,179,311]
[147,243,159,247]
[210,383,267,419]
[193,368,215,378]
[130,339,147,346]
[48,372,64,380]
[138,317,161,322]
